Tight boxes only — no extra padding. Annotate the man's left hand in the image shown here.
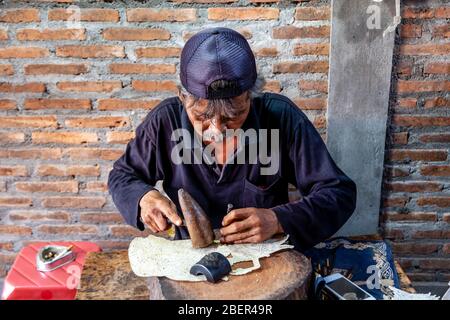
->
[219,207,284,244]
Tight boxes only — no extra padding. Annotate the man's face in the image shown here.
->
[183,91,251,144]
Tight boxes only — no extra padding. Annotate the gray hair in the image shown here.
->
[178,75,266,120]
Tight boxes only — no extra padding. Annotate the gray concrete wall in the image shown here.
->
[327,0,399,236]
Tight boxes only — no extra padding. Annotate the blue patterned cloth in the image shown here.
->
[304,237,400,300]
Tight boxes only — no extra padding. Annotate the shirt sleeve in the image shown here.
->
[272,114,357,251]
[107,121,160,230]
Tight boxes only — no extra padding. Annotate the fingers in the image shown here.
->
[233,235,262,244]
[222,208,253,226]
[220,219,252,237]
[151,209,169,231]
[220,228,259,243]
[157,198,182,226]
[141,212,159,233]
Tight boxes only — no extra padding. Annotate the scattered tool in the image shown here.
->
[190,252,232,283]
[178,189,214,248]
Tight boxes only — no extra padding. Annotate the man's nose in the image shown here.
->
[211,117,225,131]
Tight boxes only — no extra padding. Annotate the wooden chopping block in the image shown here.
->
[76,250,312,300]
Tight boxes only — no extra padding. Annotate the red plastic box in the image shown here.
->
[2,242,101,300]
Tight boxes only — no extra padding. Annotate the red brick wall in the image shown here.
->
[382,1,450,285]
[0,0,448,288]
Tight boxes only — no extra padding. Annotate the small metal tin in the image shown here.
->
[190,252,231,283]
[36,245,76,272]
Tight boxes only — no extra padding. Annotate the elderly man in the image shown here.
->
[108,27,356,251]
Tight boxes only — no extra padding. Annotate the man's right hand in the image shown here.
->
[139,190,182,233]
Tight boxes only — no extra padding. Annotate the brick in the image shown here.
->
[37,164,100,177]
[400,24,422,38]
[435,7,450,19]
[254,47,278,57]
[295,7,330,20]
[0,242,14,251]
[85,182,108,192]
[443,244,450,254]
[432,24,450,38]
[25,64,88,75]
[444,214,450,223]
[0,83,45,93]
[17,28,85,41]
[0,198,32,207]
[420,165,450,177]
[0,29,7,40]
[382,227,405,240]
[106,132,135,144]
[293,43,329,56]
[396,61,414,76]
[385,181,442,193]
[424,62,450,75]
[0,100,16,110]
[273,61,328,73]
[98,99,160,111]
[0,132,25,144]
[391,132,408,145]
[42,196,106,209]
[132,80,178,92]
[65,117,129,128]
[0,225,32,235]
[391,243,439,255]
[389,149,447,162]
[208,8,278,20]
[183,28,252,42]
[0,47,49,58]
[48,8,119,22]
[262,81,281,93]
[0,253,17,265]
[37,225,98,235]
[109,63,175,74]
[397,98,417,108]
[383,211,437,222]
[424,97,449,109]
[57,81,122,92]
[0,116,57,128]
[294,98,327,110]
[397,80,450,93]
[16,181,78,193]
[273,26,330,39]
[79,212,123,224]
[401,8,434,19]
[0,181,5,192]
[103,28,170,41]
[9,210,70,222]
[399,43,450,55]
[419,259,450,270]
[407,273,436,282]
[0,9,40,23]
[56,45,125,58]
[299,80,328,93]
[0,166,28,176]
[109,225,152,238]
[392,115,450,127]
[64,148,123,161]
[135,47,181,58]
[171,0,237,2]
[384,166,410,178]
[0,148,62,160]
[416,197,450,208]
[419,133,450,143]
[127,8,197,22]
[32,132,98,144]
[25,99,91,110]
[0,64,13,76]
[382,196,409,207]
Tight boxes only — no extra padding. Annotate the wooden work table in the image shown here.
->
[75,248,414,300]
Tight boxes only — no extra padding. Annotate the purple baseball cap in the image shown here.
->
[180,27,257,99]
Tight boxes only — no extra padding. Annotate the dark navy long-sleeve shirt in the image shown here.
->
[108,92,357,251]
